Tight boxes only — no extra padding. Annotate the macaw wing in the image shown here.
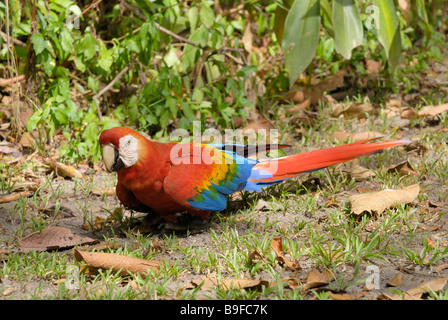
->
[163,144,256,211]
[210,143,290,158]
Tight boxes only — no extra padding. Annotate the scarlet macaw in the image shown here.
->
[99,126,409,222]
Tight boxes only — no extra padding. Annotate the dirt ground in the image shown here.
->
[1,129,448,300]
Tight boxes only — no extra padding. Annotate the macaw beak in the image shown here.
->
[102,144,125,172]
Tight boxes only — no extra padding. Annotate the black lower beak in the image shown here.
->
[112,148,125,171]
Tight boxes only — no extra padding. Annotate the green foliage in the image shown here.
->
[0,0,444,163]
[275,0,439,86]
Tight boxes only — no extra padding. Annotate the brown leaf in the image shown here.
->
[347,166,375,182]
[270,237,302,272]
[365,59,381,75]
[73,249,161,276]
[248,250,265,264]
[387,272,403,287]
[328,292,354,300]
[435,264,448,275]
[417,224,443,232]
[332,131,382,142]
[349,184,420,216]
[255,199,281,212]
[331,102,377,119]
[44,160,85,179]
[19,132,35,148]
[20,227,98,252]
[0,250,10,261]
[406,277,448,299]
[303,269,334,290]
[242,119,272,132]
[270,237,283,258]
[425,237,437,249]
[241,17,253,55]
[91,188,115,196]
[33,204,75,219]
[282,69,347,105]
[398,0,411,24]
[281,90,306,104]
[184,277,217,291]
[10,181,40,192]
[387,161,418,176]
[417,103,448,117]
[0,191,32,203]
[404,141,428,155]
[283,99,311,114]
[219,278,267,290]
[400,108,416,119]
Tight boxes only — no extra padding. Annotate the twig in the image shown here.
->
[92,65,130,121]
[4,0,22,137]
[122,0,247,65]
[221,4,245,17]
[0,31,26,47]
[122,1,199,46]
[65,0,103,28]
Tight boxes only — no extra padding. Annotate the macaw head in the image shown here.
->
[99,127,145,172]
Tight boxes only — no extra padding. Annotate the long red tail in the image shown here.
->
[250,137,410,183]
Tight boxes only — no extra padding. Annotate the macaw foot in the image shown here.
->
[161,214,210,233]
[132,210,210,234]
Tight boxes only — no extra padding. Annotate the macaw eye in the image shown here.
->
[127,139,131,145]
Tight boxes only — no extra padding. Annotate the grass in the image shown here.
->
[1,100,448,300]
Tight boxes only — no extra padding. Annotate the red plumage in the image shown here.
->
[99,127,409,221]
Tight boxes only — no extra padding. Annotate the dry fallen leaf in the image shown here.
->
[219,278,267,291]
[0,250,10,261]
[31,204,75,219]
[327,292,354,300]
[19,132,35,148]
[248,250,265,265]
[417,103,448,117]
[406,277,448,299]
[387,161,418,176]
[20,227,98,252]
[73,249,161,277]
[404,141,428,155]
[347,166,375,182]
[184,277,217,291]
[365,59,381,75]
[0,191,32,203]
[91,188,115,196]
[44,160,85,179]
[270,237,302,272]
[349,184,420,216]
[435,264,448,275]
[243,119,272,133]
[378,277,448,300]
[303,268,334,291]
[255,199,282,212]
[331,102,377,119]
[332,131,382,142]
[387,272,403,287]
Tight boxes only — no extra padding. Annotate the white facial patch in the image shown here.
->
[118,135,139,168]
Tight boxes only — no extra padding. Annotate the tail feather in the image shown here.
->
[249,138,410,184]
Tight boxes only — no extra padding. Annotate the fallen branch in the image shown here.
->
[0,75,26,86]
[0,31,27,47]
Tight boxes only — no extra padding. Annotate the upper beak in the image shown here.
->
[102,144,125,172]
